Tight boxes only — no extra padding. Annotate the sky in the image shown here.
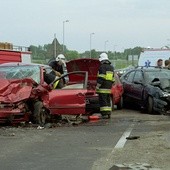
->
[1,0,170,52]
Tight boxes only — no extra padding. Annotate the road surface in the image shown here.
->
[0,109,169,170]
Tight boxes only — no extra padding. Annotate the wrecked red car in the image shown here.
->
[0,63,49,124]
[0,59,123,125]
[0,63,90,125]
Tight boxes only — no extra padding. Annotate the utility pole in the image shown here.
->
[63,20,69,53]
[104,40,109,52]
[90,32,95,58]
[54,33,56,58]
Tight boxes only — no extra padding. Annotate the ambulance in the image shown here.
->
[138,47,170,67]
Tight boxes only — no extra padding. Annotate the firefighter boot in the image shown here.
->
[101,112,111,119]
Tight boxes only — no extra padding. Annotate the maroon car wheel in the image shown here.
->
[110,96,114,111]
[117,96,123,110]
[147,96,153,114]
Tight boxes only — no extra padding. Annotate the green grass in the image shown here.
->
[111,60,138,69]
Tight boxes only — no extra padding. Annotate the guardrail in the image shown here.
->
[0,42,30,52]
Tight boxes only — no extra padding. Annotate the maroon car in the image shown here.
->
[0,59,123,125]
[66,59,123,111]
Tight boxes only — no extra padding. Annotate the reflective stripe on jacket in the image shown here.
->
[53,80,59,89]
[97,61,115,91]
[97,71,114,82]
[96,88,111,94]
[100,106,112,112]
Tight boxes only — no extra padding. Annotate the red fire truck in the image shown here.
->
[0,42,32,64]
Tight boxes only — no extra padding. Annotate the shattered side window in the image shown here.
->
[126,71,135,83]
[133,70,143,83]
[0,65,41,84]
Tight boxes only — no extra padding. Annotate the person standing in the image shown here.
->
[155,59,163,68]
[96,53,115,119]
[164,59,170,69]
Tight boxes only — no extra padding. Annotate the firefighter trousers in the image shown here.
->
[98,93,112,116]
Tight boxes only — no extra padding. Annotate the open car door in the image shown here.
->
[49,71,88,115]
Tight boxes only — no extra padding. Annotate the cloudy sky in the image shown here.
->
[1,0,170,52]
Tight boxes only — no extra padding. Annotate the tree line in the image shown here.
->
[30,38,143,64]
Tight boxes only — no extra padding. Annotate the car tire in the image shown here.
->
[147,96,153,114]
[117,96,123,110]
[34,101,46,126]
[110,96,114,111]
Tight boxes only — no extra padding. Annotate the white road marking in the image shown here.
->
[114,123,135,149]
[92,123,136,169]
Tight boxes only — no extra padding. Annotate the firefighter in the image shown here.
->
[48,54,66,87]
[96,53,115,119]
[48,54,66,77]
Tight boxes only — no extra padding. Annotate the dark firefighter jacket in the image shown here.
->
[48,60,65,85]
[96,60,115,94]
[48,60,64,75]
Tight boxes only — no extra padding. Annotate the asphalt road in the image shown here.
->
[0,109,169,170]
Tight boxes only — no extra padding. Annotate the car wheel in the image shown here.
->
[117,96,123,110]
[34,101,46,126]
[110,96,114,111]
[147,96,153,114]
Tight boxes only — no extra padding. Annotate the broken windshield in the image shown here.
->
[145,69,170,84]
[0,65,41,84]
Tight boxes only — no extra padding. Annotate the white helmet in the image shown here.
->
[56,54,66,66]
[99,53,109,62]
[56,54,65,61]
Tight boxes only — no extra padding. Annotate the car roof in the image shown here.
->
[121,67,170,77]
[130,67,167,71]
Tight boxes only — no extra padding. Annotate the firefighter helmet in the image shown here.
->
[56,54,65,61]
[99,53,109,62]
[56,54,66,66]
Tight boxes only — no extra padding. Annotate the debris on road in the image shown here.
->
[109,163,160,170]
[126,136,140,140]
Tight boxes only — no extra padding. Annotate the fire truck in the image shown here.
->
[0,42,32,64]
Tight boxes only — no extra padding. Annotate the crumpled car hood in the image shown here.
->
[160,78,170,92]
[0,78,37,103]
[152,78,170,93]
[66,58,100,82]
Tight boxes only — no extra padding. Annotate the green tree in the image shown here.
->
[65,50,79,60]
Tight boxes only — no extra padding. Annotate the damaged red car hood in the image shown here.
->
[0,78,36,103]
[66,58,100,82]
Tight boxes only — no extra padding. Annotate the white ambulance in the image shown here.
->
[138,47,170,67]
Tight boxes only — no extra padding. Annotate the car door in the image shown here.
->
[48,71,88,115]
[122,70,136,99]
[131,70,144,102]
